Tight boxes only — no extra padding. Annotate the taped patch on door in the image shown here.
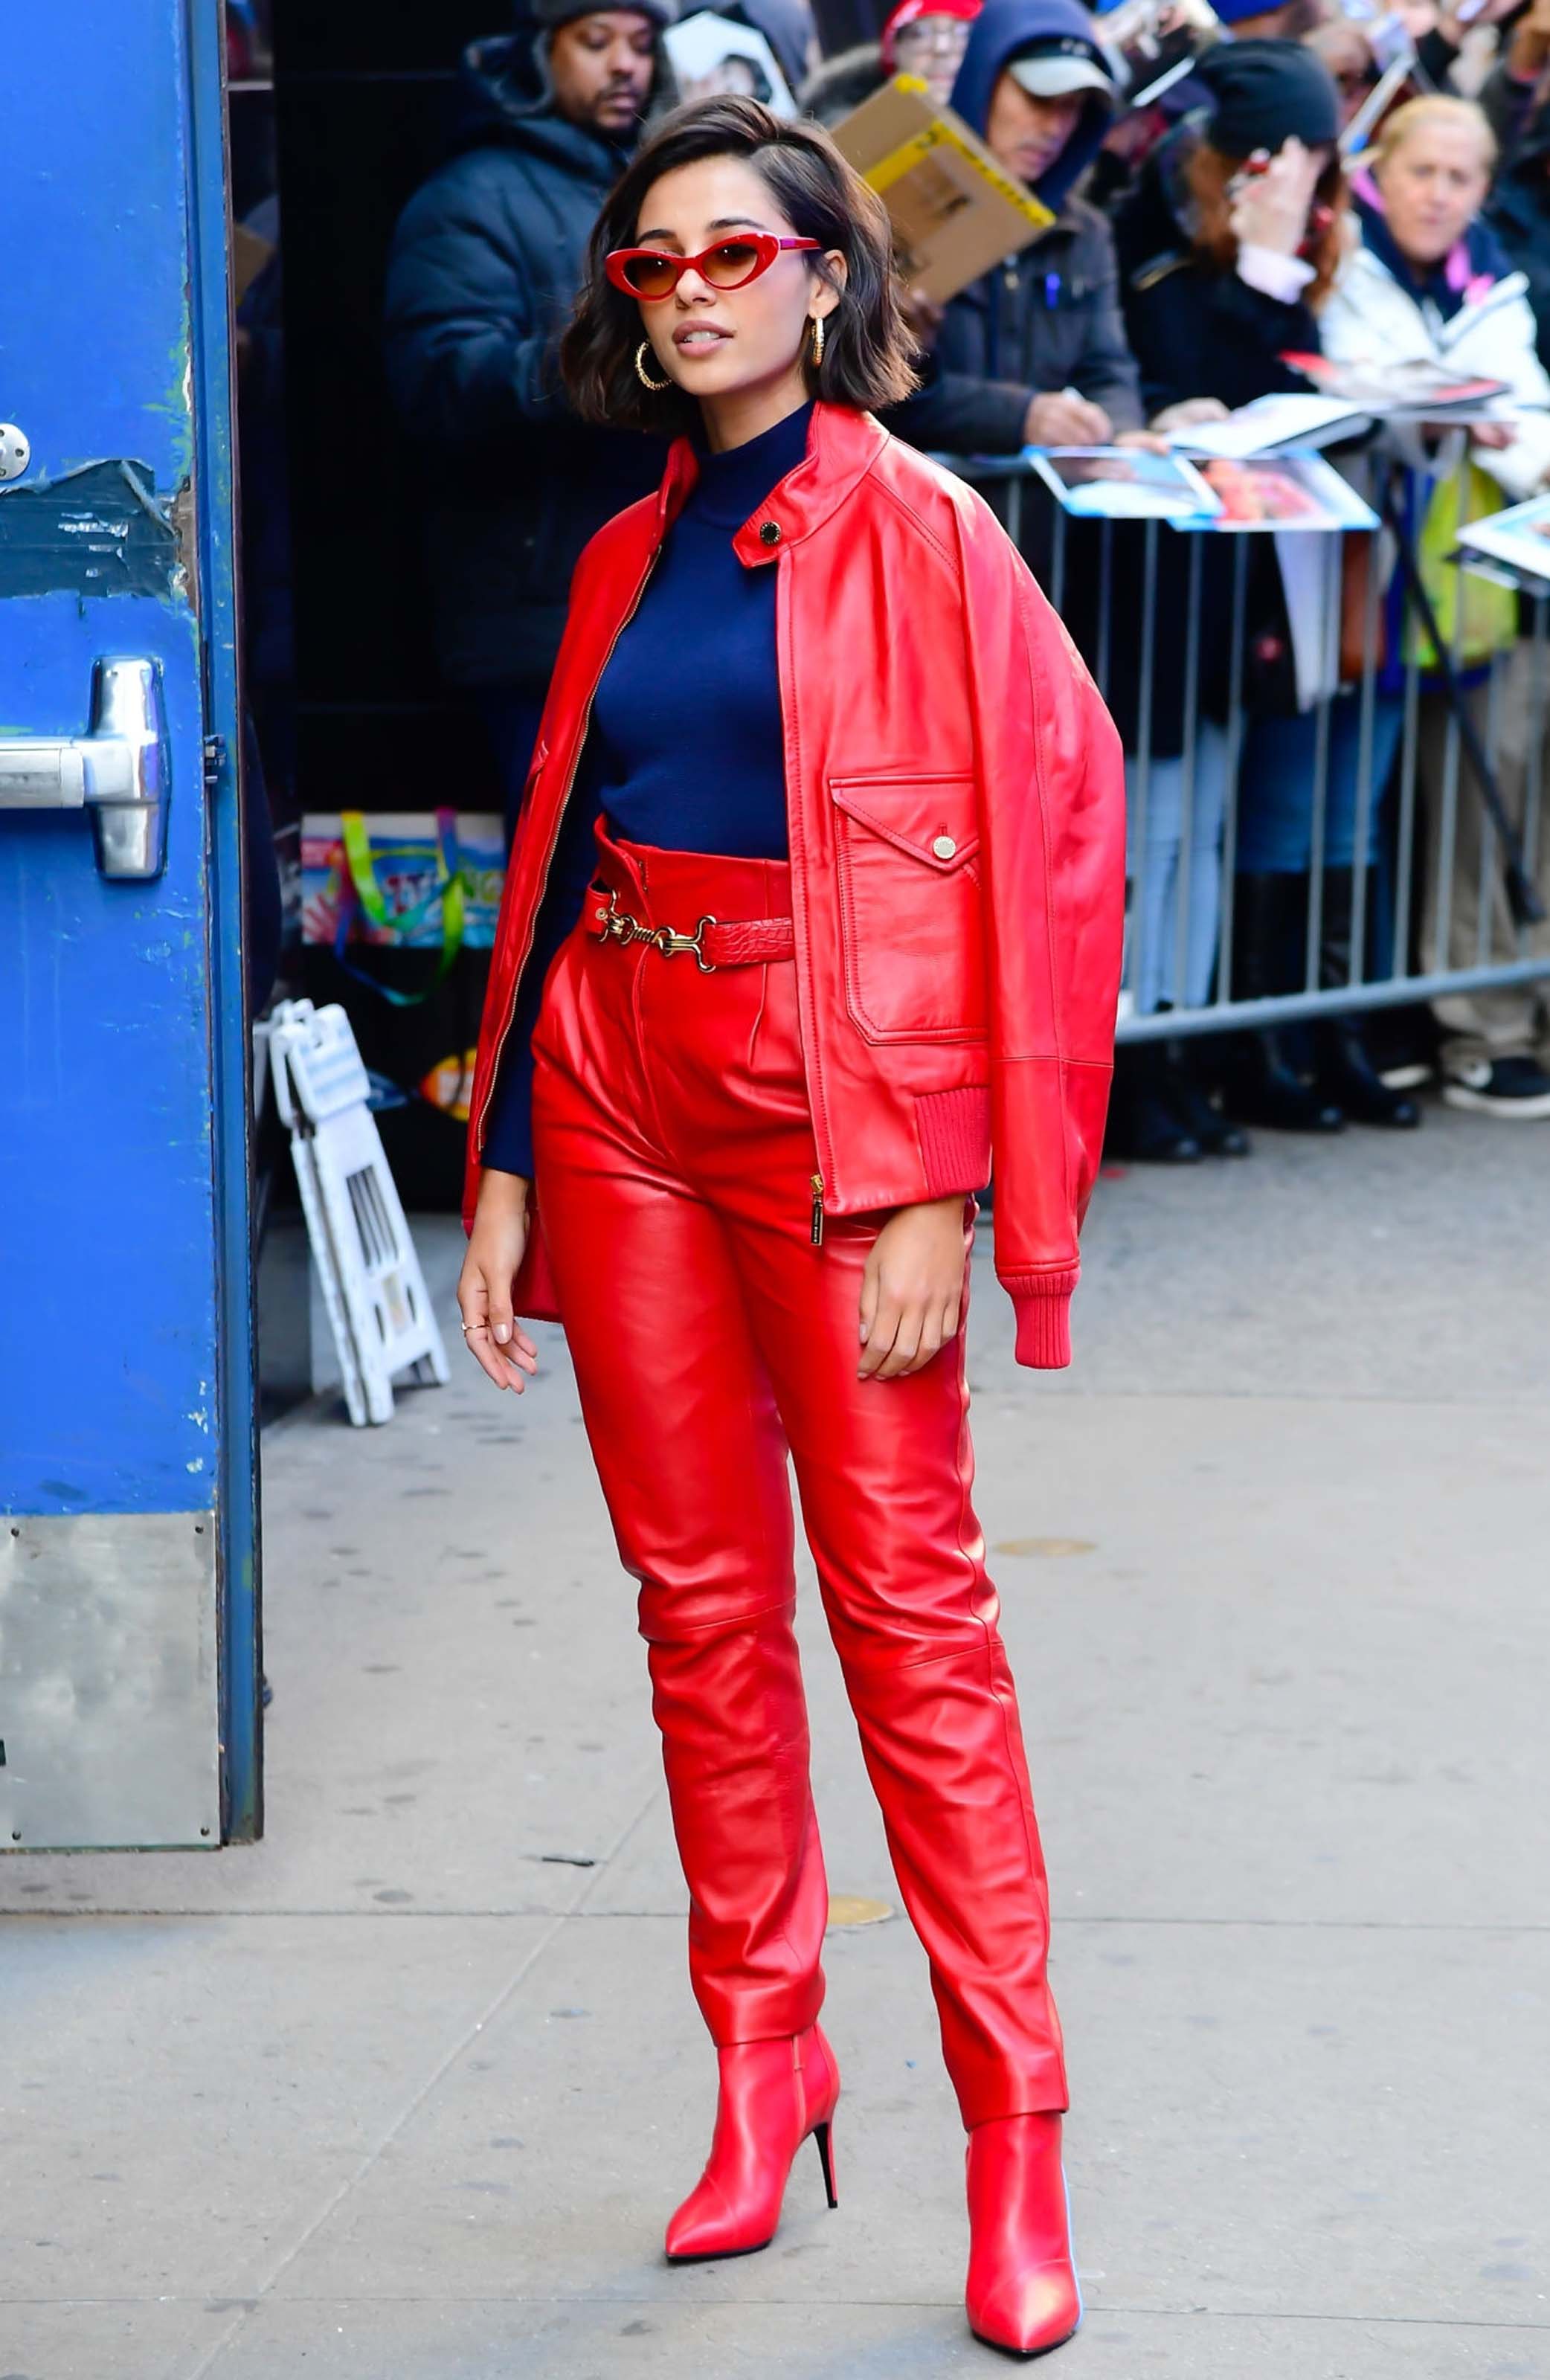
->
[0,458,182,600]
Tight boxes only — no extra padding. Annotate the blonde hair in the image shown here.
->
[1367,94,1497,178]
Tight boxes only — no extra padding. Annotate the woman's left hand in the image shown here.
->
[858,1195,968,1380]
[1470,419,1518,451]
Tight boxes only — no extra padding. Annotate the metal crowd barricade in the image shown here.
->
[949,450,1550,1046]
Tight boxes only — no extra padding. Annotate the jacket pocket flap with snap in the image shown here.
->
[830,775,980,873]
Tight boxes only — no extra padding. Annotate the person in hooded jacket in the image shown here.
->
[383,3,678,839]
[883,0,1145,455]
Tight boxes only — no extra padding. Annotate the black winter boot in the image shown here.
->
[1312,869,1421,1128]
[1221,873,1345,1133]
[1104,1042,1203,1162]
[1157,1036,1251,1157]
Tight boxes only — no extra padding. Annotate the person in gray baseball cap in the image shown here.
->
[884,0,1143,458]
[385,1,678,838]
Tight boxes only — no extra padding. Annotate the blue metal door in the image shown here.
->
[0,4,258,1845]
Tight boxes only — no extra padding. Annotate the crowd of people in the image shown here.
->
[382,0,1550,1163]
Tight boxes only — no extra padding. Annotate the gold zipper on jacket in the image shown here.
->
[476,548,661,1157]
[771,530,837,1228]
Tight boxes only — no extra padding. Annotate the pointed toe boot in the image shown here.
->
[1313,870,1421,1129]
[965,2111,1081,2361]
[665,2023,840,2263]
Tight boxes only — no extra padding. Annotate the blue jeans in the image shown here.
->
[1236,692,1404,875]
[1125,722,1230,1015]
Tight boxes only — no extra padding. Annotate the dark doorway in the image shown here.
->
[268,5,508,821]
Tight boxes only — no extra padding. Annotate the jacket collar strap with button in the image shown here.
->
[651,400,890,568]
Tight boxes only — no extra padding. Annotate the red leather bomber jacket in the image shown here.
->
[465,401,1125,1368]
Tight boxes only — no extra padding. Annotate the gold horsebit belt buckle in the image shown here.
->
[593,885,718,972]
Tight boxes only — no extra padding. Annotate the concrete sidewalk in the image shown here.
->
[3,1110,1547,2379]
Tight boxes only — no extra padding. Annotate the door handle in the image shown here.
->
[0,655,170,881]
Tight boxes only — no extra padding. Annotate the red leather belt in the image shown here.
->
[590,884,794,973]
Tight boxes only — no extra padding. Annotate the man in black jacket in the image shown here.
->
[385,3,675,832]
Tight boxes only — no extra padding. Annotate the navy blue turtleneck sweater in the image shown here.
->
[482,402,810,1178]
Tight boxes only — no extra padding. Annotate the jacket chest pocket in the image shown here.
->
[830,774,987,1043]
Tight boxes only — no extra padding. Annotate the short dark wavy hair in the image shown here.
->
[562,96,918,434]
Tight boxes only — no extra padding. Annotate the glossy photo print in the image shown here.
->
[1030,446,1221,521]
[1181,452,1379,532]
[1453,491,1550,588]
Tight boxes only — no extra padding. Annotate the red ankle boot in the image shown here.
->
[965,2111,1081,2358]
[664,2023,840,2262]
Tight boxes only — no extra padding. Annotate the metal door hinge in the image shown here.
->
[202,733,227,788]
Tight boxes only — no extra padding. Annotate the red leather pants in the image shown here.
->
[531,833,1068,2127]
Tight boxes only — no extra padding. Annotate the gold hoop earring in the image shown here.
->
[810,314,826,369]
[634,340,671,392]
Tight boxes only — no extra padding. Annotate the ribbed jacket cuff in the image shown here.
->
[915,1085,991,1197]
[1000,1271,1078,1371]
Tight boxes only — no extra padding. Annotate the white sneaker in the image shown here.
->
[1441,1055,1550,1119]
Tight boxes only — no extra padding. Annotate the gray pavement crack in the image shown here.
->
[7,2292,1546,2330]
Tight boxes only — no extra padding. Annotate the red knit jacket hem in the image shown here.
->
[1000,1270,1079,1371]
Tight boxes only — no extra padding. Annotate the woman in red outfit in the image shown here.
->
[458,96,1123,2361]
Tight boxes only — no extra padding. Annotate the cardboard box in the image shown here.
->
[832,74,1055,304]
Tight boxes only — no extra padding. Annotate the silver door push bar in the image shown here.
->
[0,656,170,881]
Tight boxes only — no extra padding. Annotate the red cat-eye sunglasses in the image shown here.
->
[605,234,822,301]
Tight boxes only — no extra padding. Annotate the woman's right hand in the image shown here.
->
[458,1168,539,1392]
[1024,388,1112,446]
[1229,138,1322,259]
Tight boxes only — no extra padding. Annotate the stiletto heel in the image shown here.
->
[813,2117,837,2208]
[665,2022,841,2262]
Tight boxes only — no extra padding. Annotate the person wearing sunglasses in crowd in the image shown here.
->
[456,94,1124,2363]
